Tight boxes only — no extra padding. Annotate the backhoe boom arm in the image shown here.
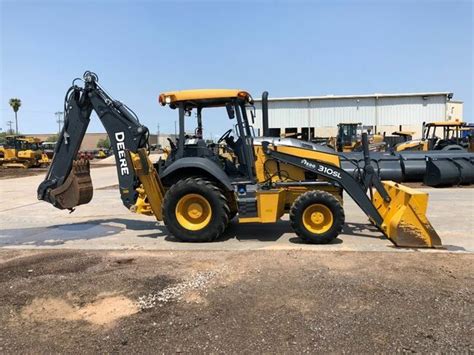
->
[37,72,149,210]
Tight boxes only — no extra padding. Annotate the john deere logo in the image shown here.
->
[301,159,316,170]
[115,132,129,175]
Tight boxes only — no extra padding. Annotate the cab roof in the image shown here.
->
[426,120,465,127]
[159,89,253,108]
[6,135,41,142]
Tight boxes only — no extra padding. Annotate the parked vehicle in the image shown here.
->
[38,71,441,248]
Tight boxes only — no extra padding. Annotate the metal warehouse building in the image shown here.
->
[254,92,463,139]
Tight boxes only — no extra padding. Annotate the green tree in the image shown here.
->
[9,98,22,134]
[0,132,7,145]
[97,136,111,149]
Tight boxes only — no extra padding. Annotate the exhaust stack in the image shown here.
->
[261,91,269,137]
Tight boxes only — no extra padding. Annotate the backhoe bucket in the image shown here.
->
[372,181,442,248]
[49,159,93,210]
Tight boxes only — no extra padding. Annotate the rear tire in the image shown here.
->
[163,177,229,242]
[441,144,464,151]
[290,191,345,244]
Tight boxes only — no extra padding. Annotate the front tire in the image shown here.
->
[162,178,229,242]
[290,191,345,244]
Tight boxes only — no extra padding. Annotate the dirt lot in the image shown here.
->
[0,250,472,353]
[0,167,48,179]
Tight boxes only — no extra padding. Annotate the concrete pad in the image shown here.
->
[0,166,119,212]
[0,168,472,253]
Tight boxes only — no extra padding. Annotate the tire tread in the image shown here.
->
[290,190,345,244]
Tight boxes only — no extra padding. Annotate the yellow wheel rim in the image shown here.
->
[175,194,212,231]
[302,204,333,234]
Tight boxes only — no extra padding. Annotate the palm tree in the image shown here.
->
[9,98,22,134]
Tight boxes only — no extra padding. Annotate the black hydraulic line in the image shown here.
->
[274,181,335,187]
[360,133,391,202]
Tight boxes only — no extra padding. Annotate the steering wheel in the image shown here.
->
[167,138,176,150]
[218,129,233,144]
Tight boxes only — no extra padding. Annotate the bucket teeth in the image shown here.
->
[49,159,93,209]
[373,181,442,248]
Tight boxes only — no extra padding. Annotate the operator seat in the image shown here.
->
[232,137,249,176]
[183,138,214,158]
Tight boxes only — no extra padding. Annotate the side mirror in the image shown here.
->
[226,104,235,119]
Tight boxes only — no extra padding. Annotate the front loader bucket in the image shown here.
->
[49,159,93,209]
[372,181,442,248]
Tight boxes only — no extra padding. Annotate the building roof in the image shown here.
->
[254,92,454,102]
[159,89,252,107]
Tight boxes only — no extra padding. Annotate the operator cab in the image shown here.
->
[423,120,467,150]
[4,135,41,151]
[158,89,257,181]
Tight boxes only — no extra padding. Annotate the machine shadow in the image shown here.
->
[224,219,292,242]
[2,217,386,247]
[164,219,384,244]
[163,220,291,243]
[342,222,385,240]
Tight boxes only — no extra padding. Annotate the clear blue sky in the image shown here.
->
[1,0,472,136]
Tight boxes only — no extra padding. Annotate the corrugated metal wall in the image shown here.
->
[376,96,446,126]
[254,94,447,135]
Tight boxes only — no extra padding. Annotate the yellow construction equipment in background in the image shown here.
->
[330,122,385,152]
[395,120,469,152]
[1,135,50,168]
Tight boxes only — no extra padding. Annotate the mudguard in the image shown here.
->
[160,157,233,191]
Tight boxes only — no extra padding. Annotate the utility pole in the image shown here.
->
[6,120,14,134]
[157,123,160,147]
[55,111,64,134]
[174,120,177,137]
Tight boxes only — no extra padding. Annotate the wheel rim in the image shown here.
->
[302,204,333,234]
[175,194,212,231]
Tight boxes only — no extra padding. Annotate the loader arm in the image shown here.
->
[261,141,385,227]
[38,72,149,210]
[261,138,441,248]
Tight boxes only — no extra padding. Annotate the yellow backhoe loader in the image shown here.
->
[0,135,50,168]
[395,120,469,152]
[330,123,385,152]
[37,72,441,248]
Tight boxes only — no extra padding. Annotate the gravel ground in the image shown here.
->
[0,167,48,179]
[0,249,472,353]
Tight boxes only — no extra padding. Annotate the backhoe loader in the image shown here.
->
[395,120,469,152]
[329,123,385,152]
[38,72,441,248]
